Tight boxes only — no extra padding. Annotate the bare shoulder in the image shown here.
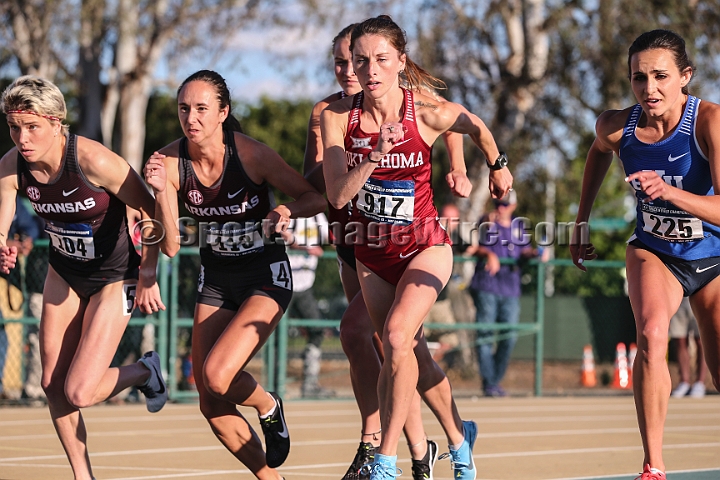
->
[313,92,344,117]
[412,89,443,112]
[232,131,279,163]
[0,148,19,173]
[416,91,462,131]
[322,94,354,116]
[157,139,182,159]
[75,136,124,173]
[595,107,633,148]
[696,98,720,129]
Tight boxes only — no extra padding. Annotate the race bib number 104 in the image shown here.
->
[45,221,96,260]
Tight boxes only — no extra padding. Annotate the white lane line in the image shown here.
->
[2,410,718,429]
[2,422,719,444]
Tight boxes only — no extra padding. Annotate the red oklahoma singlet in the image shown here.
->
[17,133,139,279]
[344,88,450,285]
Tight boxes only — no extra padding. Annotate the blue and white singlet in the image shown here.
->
[620,95,720,260]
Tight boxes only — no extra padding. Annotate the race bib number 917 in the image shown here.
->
[45,221,96,261]
[356,177,415,226]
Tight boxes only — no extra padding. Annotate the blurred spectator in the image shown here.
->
[466,191,547,397]
[285,213,334,398]
[669,298,706,398]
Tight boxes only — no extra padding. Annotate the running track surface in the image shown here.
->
[0,396,718,479]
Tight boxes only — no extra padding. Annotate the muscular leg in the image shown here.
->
[41,270,150,480]
[339,256,428,459]
[626,246,683,473]
[193,297,282,480]
[359,246,463,457]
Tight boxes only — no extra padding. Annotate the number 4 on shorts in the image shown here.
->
[270,261,292,290]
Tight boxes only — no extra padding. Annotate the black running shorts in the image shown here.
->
[196,259,293,312]
[629,238,720,296]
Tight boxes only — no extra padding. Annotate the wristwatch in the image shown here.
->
[487,152,508,170]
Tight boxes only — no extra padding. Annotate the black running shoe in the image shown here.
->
[259,392,290,468]
[342,441,376,480]
[411,439,438,480]
[137,351,167,413]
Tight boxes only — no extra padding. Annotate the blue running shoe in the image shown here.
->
[137,351,168,413]
[439,420,477,480]
[361,453,402,480]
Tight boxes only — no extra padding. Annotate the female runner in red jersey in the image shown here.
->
[321,16,512,480]
[305,23,468,480]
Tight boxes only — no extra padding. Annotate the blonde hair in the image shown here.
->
[1,75,69,135]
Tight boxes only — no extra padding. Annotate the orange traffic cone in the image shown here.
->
[581,344,597,387]
[627,343,637,388]
[612,342,630,389]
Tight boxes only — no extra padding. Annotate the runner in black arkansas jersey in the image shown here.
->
[0,75,167,480]
[144,70,324,480]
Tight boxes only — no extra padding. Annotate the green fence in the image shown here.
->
[1,243,633,403]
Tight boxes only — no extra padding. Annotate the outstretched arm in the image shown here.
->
[570,112,619,271]
[423,101,512,199]
[239,134,326,236]
[80,138,165,314]
[0,152,19,274]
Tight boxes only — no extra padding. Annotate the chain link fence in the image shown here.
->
[1,244,635,404]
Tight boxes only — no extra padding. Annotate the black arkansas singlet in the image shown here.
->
[18,133,139,279]
[177,128,286,272]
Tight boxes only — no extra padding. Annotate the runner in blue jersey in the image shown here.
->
[570,30,720,480]
[0,75,166,480]
[144,70,325,480]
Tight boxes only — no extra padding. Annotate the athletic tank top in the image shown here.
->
[18,134,137,274]
[620,95,720,260]
[178,128,286,271]
[344,88,438,240]
[325,91,353,248]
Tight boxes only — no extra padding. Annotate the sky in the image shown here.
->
[163,7,370,105]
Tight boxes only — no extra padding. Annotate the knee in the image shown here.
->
[385,328,413,362]
[637,321,669,359]
[64,382,95,409]
[340,319,374,356]
[202,362,232,398]
[41,375,66,404]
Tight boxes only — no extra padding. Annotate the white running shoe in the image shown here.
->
[670,381,690,398]
[689,381,706,398]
